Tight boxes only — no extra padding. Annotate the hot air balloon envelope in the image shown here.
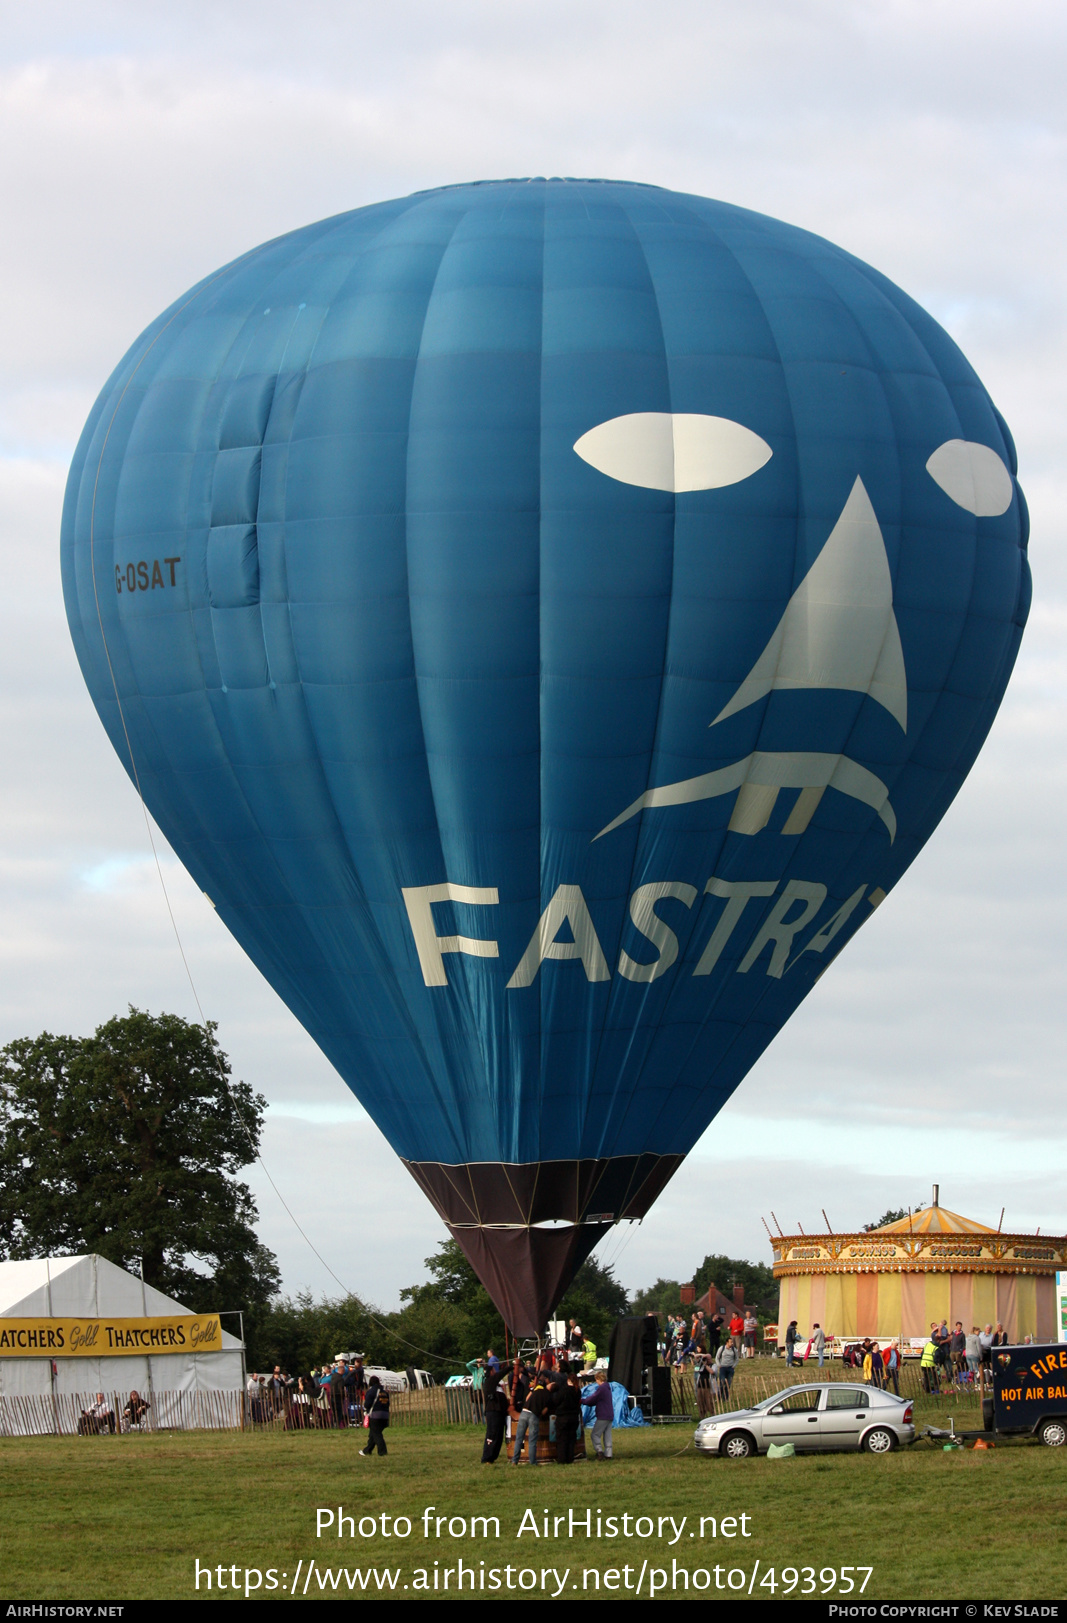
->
[62,180,1030,1333]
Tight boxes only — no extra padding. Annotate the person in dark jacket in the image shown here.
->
[359,1377,390,1457]
[554,1373,582,1464]
[481,1366,507,1464]
[329,1361,347,1428]
[510,1373,548,1464]
[694,1352,714,1417]
[784,1321,799,1366]
[508,1361,531,1413]
[343,1358,365,1422]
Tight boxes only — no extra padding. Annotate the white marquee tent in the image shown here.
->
[0,1254,245,1434]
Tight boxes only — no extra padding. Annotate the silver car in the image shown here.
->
[694,1383,915,1458]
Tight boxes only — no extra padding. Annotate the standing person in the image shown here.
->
[342,1359,361,1424]
[729,1309,745,1354]
[481,1362,507,1464]
[978,1325,994,1369]
[742,1310,758,1358]
[485,1347,501,1375]
[582,1334,597,1370]
[712,1339,737,1399]
[950,1322,967,1383]
[359,1377,390,1457]
[708,1310,723,1356]
[246,1372,265,1426]
[509,1359,530,1415]
[992,1322,1009,1348]
[554,1373,582,1464]
[965,1328,981,1378]
[920,1335,938,1394]
[588,1369,614,1462]
[784,1320,799,1366]
[327,1361,346,1428]
[694,1352,713,1417]
[885,1342,900,1395]
[268,1365,290,1419]
[350,1357,367,1421]
[568,1320,583,1362]
[811,1323,826,1368]
[861,1341,874,1385]
[510,1370,547,1465]
[289,1374,313,1430]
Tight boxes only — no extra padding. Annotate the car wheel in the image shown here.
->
[1039,1418,1067,1448]
[720,1431,755,1459]
[862,1427,896,1454]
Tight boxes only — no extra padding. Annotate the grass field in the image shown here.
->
[1,1369,1063,1602]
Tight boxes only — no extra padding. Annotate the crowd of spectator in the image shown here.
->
[918,1320,1009,1391]
[246,1357,374,1429]
[658,1306,761,1413]
[662,1307,761,1366]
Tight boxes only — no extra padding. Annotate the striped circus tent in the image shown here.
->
[771,1196,1065,1346]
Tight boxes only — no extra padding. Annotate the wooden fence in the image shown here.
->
[0,1389,244,1437]
[0,1359,975,1438]
[0,1384,487,1436]
[671,1354,974,1416]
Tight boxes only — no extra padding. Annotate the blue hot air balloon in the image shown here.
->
[62,181,1030,1333]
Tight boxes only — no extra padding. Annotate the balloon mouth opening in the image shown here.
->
[401,1155,684,1336]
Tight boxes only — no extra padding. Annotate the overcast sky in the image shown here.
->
[1,0,1064,1311]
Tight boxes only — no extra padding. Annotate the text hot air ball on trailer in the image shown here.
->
[62,181,1030,1335]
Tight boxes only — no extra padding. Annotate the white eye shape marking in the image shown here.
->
[573,412,772,493]
[926,439,1013,517]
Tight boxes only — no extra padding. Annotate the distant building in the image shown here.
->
[694,1281,752,1320]
[771,1196,1065,1345]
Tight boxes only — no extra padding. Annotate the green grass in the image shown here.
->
[0,1380,1063,1602]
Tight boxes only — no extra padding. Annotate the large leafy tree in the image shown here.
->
[248,1243,630,1374]
[0,1008,279,1315]
[397,1237,507,1359]
[554,1255,629,1351]
[628,1277,686,1319]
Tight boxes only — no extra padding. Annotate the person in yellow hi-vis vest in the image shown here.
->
[920,1337,938,1395]
[582,1337,597,1368]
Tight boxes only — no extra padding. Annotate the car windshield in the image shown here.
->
[751,1386,814,1410]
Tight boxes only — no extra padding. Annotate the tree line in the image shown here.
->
[0,1009,777,1373]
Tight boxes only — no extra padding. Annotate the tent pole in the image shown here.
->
[46,1257,57,1437]
[139,1257,156,1423]
[238,1311,247,1430]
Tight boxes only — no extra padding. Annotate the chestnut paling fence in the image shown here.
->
[0,1388,245,1436]
[0,1359,976,1436]
[0,1384,485,1436]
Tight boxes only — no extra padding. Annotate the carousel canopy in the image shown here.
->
[873,1205,994,1235]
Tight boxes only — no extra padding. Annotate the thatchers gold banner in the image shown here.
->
[0,1315,223,1357]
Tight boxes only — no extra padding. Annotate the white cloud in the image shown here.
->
[0,1,1064,1303]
